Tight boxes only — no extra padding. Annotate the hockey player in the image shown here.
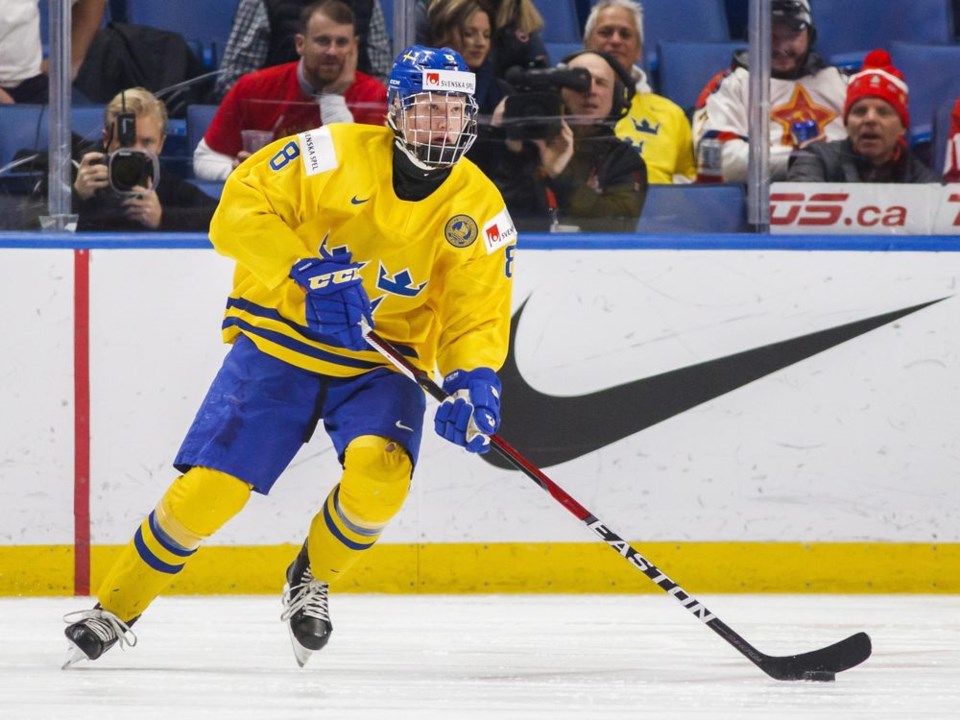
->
[62,44,516,668]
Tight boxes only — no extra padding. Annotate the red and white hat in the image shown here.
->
[844,49,910,128]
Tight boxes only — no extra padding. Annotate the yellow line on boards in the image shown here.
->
[0,542,956,596]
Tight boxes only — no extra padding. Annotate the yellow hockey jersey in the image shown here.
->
[615,92,696,184]
[209,124,517,378]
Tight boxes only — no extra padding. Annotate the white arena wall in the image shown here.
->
[0,233,957,596]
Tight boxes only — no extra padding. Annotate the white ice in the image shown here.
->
[1,594,957,719]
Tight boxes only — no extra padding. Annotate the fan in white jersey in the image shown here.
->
[692,0,849,183]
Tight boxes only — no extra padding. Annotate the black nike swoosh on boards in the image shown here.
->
[483,297,948,470]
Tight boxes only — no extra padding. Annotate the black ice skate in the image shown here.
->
[280,543,332,667]
[62,605,138,669]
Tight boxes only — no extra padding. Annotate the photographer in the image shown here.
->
[491,50,647,233]
[74,88,217,232]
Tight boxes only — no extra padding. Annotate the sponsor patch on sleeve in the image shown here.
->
[481,207,517,254]
[297,126,338,177]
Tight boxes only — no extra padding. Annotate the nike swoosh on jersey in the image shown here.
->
[395,420,414,432]
[351,195,370,205]
[483,296,947,470]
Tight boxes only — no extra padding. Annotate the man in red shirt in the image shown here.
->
[944,97,960,183]
[193,0,387,181]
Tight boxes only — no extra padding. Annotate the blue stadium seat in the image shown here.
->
[126,0,240,68]
[811,0,954,70]
[532,0,582,42]
[0,105,109,167]
[723,0,748,39]
[186,179,225,199]
[0,106,47,168]
[186,104,220,152]
[931,98,955,175]
[889,41,960,147]
[638,0,730,77]
[657,41,745,115]
[635,183,747,234]
[544,42,583,65]
[70,106,107,144]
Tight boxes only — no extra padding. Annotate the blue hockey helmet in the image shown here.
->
[387,45,479,170]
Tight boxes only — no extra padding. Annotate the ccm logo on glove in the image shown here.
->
[289,253,373,351]
[300,265,362,290]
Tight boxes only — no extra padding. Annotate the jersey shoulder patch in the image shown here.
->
[481,206,517,254]
[297,126,338,177]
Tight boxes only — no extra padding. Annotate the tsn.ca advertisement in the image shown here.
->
[770,183,960,235]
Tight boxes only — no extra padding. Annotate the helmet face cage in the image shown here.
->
[389,90,479,170]
[387,45,478,170]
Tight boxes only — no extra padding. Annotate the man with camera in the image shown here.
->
[73,88,217,231]
[491,50,647,233]
[583,0,696,185]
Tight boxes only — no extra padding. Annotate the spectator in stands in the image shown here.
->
[213,0,391,101]
[489,50,647,232]
[72,87,217,231]
[485,0,548,76]
[787,50,938,183]
[582,0,695,184]
[426,0,510,176]
[427,1,503,114]
[692,0,848,183]
[418,0,547,78]
[943,96,960,182]
[194,0,387,182]
[0,0,105,104]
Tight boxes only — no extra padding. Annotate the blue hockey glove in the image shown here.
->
[290,254,373,351]
[434,367,501,453]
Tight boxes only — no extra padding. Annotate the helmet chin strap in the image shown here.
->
[393,135,439,172]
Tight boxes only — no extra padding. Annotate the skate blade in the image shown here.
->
[62,642,89,670]
[286,624,313,668]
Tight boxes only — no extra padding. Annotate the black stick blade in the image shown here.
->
[760,632,872,681]
[361,327,876,684]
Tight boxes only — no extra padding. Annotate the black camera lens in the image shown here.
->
[502,92,565,141]
[108,149,157,194]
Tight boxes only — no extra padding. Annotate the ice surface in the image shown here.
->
[1,594,957,719]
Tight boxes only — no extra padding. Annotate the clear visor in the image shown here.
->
[390,91,479,170]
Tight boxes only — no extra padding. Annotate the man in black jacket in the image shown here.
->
[787,49,939,184]
[72,87,217,232]
[491,50,647,233]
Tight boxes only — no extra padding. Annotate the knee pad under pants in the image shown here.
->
[308,435,412,583]
[98,468,251,620]
[158,466,252,546]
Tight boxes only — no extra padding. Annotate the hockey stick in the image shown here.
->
[362,326,872,681]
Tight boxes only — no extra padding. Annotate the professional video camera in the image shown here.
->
[501,65,592,141]
[96,106,159,195]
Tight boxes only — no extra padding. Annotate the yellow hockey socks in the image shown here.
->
[97,467,251,622]
[307,435,412,584]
